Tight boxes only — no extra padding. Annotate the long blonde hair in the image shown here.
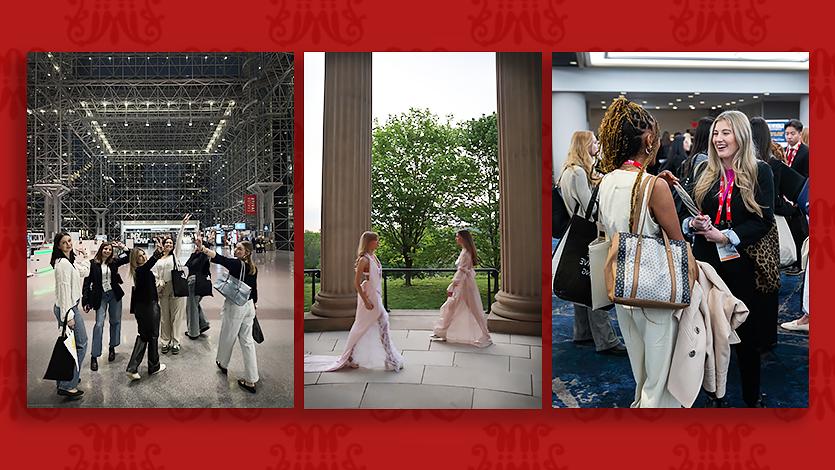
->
[354,231,379,269]
[239,241,257,275]
[801,127,809,146]
[129,248,146,279]
[694,110,763,218]
[560,131,597,185]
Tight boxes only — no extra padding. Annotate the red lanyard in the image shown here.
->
[715,174,735,225]
[623,160,642,169]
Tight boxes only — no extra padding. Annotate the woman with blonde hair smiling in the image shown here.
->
[557,130,626,356]
[684,110,776,407]
[304,231,404,372]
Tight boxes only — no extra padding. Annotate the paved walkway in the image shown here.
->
[304,310,542,409]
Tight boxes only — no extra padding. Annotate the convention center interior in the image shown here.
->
[551,52,809,408]
[26,52,294,408]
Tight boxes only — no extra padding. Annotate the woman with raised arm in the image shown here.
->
[430,229,492,347]
[126,239,167,380]
[82,240,131,371]
[152,214,189,355]
[304,231,405,372]
[50,232,91,399]
[194,233,260,394]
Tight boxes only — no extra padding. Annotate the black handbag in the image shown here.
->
[553,185,601,307]
[171,256,189,297]
[43,309,77,381]
[252,315,264,344]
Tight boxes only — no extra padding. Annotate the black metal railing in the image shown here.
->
[303,267,500,314]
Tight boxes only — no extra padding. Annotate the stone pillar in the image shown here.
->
[307,52,372,331]
[552,92,588,180]
[489,53,543,336]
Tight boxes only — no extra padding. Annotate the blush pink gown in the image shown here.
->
[433,249,493,347]
[304,254,405,372]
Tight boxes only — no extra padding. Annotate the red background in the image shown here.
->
[2,0,830,468]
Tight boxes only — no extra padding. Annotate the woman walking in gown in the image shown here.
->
[304,231,405,372]
[429,230,492,347]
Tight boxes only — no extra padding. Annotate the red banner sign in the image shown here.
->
[244,194,257,215]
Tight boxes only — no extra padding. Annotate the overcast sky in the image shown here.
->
[303,52,497,231]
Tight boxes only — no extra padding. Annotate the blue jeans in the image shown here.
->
[53,304,87,391]
[91,290,122,358]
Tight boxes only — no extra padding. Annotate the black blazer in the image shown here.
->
[185,251,213,297]
[129,251,162,314]
[767,157,806,217]
[789,143,809,178]
[211,253,258,304]
[692,160,775,257]
[82,250,131,310]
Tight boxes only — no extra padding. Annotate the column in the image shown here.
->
[248,182,281,243]
[92,208,108,236]
[552,92,589,179]
[489,53,543,336]
[34,183,70,239]
[307,52,372,331]
[800,94,809,127]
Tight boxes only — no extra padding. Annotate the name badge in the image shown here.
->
[716,242,740,262]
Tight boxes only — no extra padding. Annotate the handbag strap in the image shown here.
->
[60,307,70,337]
[583,184,601,221]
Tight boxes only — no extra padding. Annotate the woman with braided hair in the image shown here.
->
[596,97,685,408]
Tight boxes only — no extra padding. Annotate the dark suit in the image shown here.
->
[785,143,810,268]
[127,251,163,374]
[788,142,809,178]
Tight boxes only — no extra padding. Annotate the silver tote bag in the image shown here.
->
[213,261,252,306]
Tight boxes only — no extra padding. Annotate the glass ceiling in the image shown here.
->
[588,52,809,69]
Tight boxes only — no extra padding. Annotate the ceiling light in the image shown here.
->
[739,98,744,102]
[688,95,694,98]
[655,106,660,110]
[764,92,770,96]
[676,98,682,102]
[672,106,678,110]
[668,102,673,106]
[699,101,705,104]
[753,95,759,99]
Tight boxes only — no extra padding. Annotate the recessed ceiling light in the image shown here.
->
[601,101,606,104]
[655,106,660,110]
[569,61,577,65]
[699,101,705,104]
[731,101,736,104]
[725,102,731,106]
[739,98,744,102]
[601,106,606,109]
[717,104,723,108]
[676,98,682,102]
[620,91,627,95]
[694,92,700,95]
[711,106,716,110]
[642,101,647,104]
[764,92,770,96]
[672,106,678,110]
[668,102,674,106]
[753,95,759,99]
[688,95,694,98]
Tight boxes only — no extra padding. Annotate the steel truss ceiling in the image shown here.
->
[27,52,294,250]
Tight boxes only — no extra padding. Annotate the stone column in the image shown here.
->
[489,53,543,336]
[307,52,372,331]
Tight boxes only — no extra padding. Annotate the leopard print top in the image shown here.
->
[743,223,781,293]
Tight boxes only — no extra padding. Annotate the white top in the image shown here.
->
[558,165,594,217]
[101,262,111,292]
[151,224,185,285]
[152,255,175,284]
[54,257,90,321]
[598,170,660,238]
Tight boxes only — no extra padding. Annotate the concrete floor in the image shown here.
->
[304,310,542,409]
[27,248,294,408]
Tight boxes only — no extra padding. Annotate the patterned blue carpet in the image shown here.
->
[551,239,809,408]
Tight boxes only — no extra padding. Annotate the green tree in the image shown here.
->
[372,108,471,286]
[457,113,500,269]
[303,231,321,269]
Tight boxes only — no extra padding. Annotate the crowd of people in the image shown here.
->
[553,97,810,408]
[47,214,262,400]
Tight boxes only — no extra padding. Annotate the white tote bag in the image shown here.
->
[776,215,797,268]
[588,236,613,310]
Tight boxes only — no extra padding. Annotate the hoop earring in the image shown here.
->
[645,147,652,155]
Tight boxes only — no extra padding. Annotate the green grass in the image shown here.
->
[303,274,495,311]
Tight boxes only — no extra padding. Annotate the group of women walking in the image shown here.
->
[49,214,262,400]
[304,229,492,373]
[555,96,809,408]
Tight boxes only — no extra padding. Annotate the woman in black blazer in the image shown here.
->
[125,239,167,380]
[184,239,212,339]
[82,241,131,371]
[684,110,777,407]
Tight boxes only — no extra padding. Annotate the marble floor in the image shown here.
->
[27,248,294,408]
[304,310,542,409]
